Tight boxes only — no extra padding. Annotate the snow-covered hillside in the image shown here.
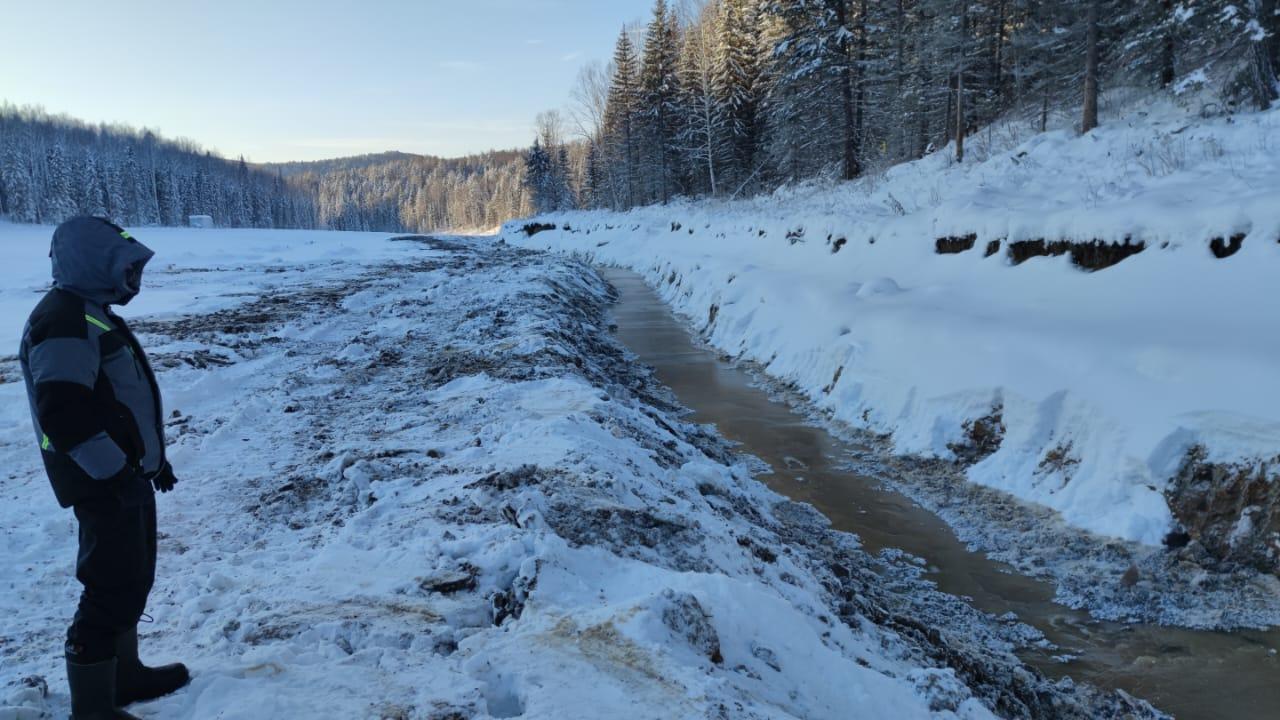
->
[504,103,1280,565]
[0,225,1159,718]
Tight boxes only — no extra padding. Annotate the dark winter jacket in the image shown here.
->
[19,217,167,507]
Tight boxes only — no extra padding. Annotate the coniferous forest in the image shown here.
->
[522,0,1280,212]
[3,2,1278,229]
[0,104,317,229]
[0,105,532,232]
[277,151,531,232]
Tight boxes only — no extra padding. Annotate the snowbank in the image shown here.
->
[0,228,1157,717]
[505,103,1280,548]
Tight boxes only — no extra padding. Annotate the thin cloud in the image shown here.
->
[560,51,583,62]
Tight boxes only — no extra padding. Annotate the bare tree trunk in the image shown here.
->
[624,119,635,208]
[991,0,1007,106]
[1159,0,1176,88]
[956,0,968,163]
[690,6,718,196]
[1270,0,1280,72]
[944,83,954,141]
[895,0,909,160]
[659,103,670,205]
[1082,0,1100,133]
[835,0,861,179]
[854,0,868,171]
[702,86,718,196]
[916,4,932,159]
[700,75,717,196]
[1248,0,1279,109]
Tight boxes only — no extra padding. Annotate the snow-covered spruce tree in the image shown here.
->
[155,167,181,226]
[103,147,129,221]
[603,28,642,209]
[638,0,684,204]
[0,121,39,222]
[538,110,575,212]
[522,123,574,216]
[538,0,1273,203]
[761,0,868,182]
[42,141,77,222]
[555,143,574,211]
[715,0,764,192]
[134,133,162,225]
[77,150,109,217]
[581,140,605,209]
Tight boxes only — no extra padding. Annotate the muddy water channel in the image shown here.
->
[602,268,1279,720]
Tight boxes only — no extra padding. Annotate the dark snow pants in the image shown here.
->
[66,495,157,662]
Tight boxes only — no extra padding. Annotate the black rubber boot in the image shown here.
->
[66,658,141,719]
[114,627,190,705]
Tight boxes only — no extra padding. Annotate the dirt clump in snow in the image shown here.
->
[948,406,1006,466]
[1165,446,1280,575]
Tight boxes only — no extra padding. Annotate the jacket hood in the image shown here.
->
[50,217,155,306]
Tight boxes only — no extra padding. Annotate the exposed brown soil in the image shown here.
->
[947,406,1006,466]
[521,222,557,237]
[1008,238,1147,271]
[1166,446,1280,575]
[935,234,978,254]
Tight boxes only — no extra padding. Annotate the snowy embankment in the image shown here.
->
[0,225,1158,718]
[504,103,1280,578]
[504,103,1280,548]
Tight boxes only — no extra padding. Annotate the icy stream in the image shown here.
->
[603,268,1280,720]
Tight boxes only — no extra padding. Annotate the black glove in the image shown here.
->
[152,463,179,493]
[106,462,141,485]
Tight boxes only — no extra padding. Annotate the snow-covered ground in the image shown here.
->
[504,101,1280,558]
[0,225,1160,718]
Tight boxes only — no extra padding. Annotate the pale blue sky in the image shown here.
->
[0,0,652,161]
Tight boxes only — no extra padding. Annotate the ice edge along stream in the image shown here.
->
[600,267,1280,720]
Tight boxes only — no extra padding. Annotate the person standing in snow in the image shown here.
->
[18,217,189,719]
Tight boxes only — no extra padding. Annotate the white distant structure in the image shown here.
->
[188,215,214,229]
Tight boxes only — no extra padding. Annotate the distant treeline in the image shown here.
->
[280,151,532,232]
[0,105,532,232]
[0,104,317,229]
[523,0,1280,212]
